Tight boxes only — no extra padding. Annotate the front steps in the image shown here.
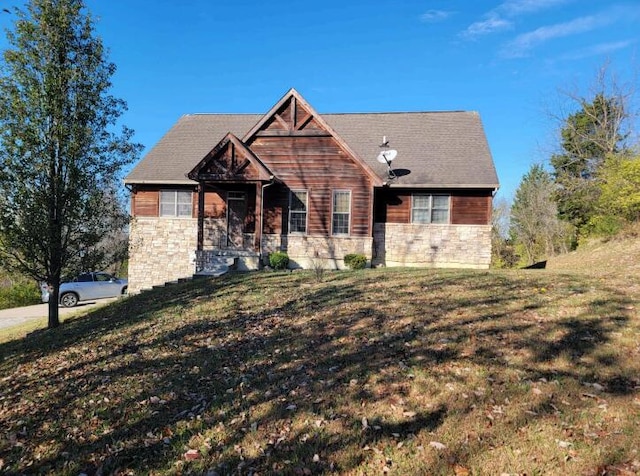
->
[142,257,234,293]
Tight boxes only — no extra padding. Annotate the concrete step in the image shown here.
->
[194,257,234,278]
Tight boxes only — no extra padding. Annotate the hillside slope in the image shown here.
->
[0,268,638,475]
[547,232,640,288]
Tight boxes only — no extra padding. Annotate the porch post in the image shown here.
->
[197,182,204,251]
[255,182,262,253]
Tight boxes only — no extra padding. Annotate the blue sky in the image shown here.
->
[2,0,639,200]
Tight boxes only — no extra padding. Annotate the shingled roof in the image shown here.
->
[125,108,499,189]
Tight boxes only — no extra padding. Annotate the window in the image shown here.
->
[160,190,192,217]
[289,190,308,234]
[412,194,450,224]
[332,190,351,235]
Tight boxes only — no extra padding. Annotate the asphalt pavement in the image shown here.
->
[0,298,118,331]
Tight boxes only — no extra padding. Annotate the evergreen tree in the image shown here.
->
[0,0,141,328]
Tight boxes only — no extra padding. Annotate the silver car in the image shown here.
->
[41,272,128,307]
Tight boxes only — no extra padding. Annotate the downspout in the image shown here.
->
[259,176,276,265]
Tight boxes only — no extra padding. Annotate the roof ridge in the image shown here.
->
[324,110,473,115]
[186,112,262,116]
[184,111,475,117]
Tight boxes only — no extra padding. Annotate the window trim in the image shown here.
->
[331,189,351,236]
[288,189,308,235]
[160,189,193,218]
[411,193,450,224]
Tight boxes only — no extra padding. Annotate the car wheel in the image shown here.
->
[121,286,128,295]
[60,292,79,308]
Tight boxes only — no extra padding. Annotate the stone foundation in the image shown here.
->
[372,223,491,269]
[128,217,198,293]
[262,234,373,269]
[128,219,491,292]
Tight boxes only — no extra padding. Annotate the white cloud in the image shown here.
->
[463,14,512,38]
[420,10,454,23]
[559,39,636,61]
[461,0,573,39]
[500,0,572,17]
[499,6,640,59]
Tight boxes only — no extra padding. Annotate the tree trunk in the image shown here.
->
[47,281,60,329]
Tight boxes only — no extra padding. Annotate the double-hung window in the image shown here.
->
[332,190,351,235]
[289,190,308,234]
[160,190,192,217]
[411,194,450,224]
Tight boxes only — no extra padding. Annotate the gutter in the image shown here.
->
[380,182,501,189]
[123,179,198,186]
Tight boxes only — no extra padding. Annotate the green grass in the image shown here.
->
[0,267,638,475]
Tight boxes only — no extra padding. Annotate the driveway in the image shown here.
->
[0,298,118,331]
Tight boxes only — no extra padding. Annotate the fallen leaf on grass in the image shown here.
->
[454,464,470,476]
[184,449,200,460]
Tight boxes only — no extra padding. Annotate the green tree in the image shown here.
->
[550,74,632,233]
[510,164,570,266]
[0,0,141,328]
[586,153,640,236]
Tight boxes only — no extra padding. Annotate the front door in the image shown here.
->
[227,191,246,248]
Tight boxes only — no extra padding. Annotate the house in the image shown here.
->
[124,89,499,293]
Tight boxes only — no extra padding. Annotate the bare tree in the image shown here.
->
[510,165,570,266]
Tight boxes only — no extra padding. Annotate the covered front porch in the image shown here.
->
[192,182,268,274]
[187,133,278,274]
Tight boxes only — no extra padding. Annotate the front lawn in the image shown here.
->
[0,268,638,475]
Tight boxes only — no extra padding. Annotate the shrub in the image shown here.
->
[583,215,625,240]
[0,280,41,310]
[269,251,289,270]
[344,253,367,270]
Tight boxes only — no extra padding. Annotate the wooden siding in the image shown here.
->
[131,186,197,218]
[132,190,159,217]
[374,189,492,225]
[204,190,226,219]
[250,136,373,237]
[245,94,374,238]
[451,193,492,225]
[263,186,287,234]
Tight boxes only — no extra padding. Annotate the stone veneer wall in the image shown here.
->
[203,218,226,248]
[128,217,198,293]
[372,223,491,269]
[262,234,373,269]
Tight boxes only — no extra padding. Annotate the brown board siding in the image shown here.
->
[131,186,197,218]
[132,190,159,217]
[451,194,492,225]
[375,189,492,225]
[250,136,373,237]
[263,186,288,234]
[204,190,226,219]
